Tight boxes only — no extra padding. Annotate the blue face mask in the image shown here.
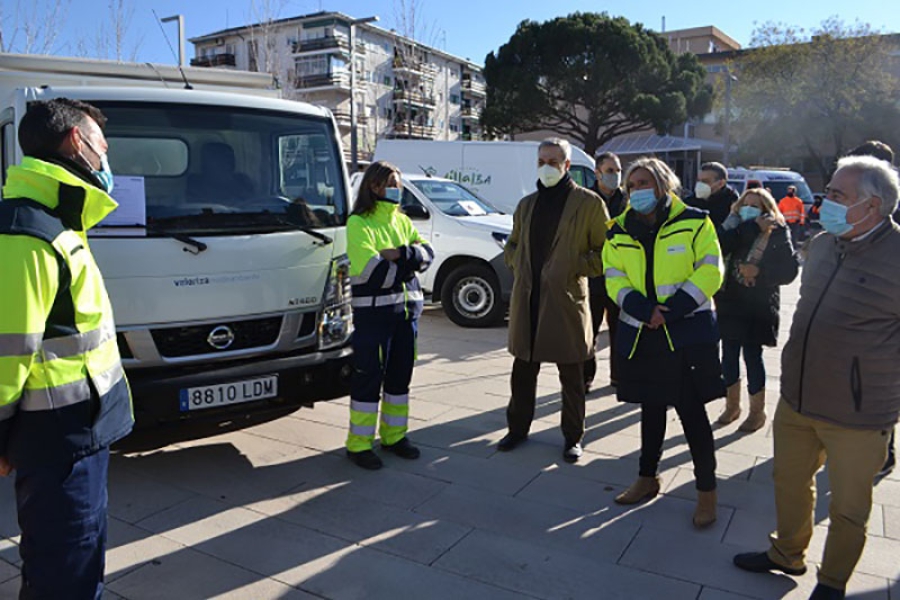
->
[819,197,870,236]
[629,188,659,214]
[80,135,114,194]
[382,187,401,203]
[739,206,762,222]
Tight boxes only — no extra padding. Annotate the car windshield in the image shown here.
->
[93,102,347,234]
[411,180,499,216]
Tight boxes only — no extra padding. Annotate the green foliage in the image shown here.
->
[481,12,712,156]
[730,17,900,180]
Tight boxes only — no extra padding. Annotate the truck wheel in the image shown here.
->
[441,264,505,328]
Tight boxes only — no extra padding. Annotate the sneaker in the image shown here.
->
[346,449,383,470]
[563,443,583,463]
[497,432,527,452]
[732,551,807,576]
[382,437,420,460]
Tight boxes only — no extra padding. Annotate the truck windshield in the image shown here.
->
[95,102,347,232]
[412,180,499,216]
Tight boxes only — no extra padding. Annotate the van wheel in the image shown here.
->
[441,264,505,328]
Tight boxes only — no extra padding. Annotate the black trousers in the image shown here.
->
[584,292,619,385]
[639,400,717,491]
[508,358,585,445]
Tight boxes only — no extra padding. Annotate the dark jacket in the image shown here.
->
[685,185,738,232]
[588,186,626,296]
[716,216,799,347]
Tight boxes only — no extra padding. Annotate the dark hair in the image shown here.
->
[595,151,620,165]
[700,161,728,181]
[847,140,895,165]
[353,160,400,216]
[18,98,107,158]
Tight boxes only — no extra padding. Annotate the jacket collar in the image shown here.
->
[1,156,118,231]
[616,193,684,230]
[834,218,895,255]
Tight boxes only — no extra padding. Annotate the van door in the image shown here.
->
[461,143,531,214]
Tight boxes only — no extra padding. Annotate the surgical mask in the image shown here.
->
[600,172,621,190]
[819,197,871,236]
[382,187,401,203]
[80,135,114,194]
[629,188,659,214]
[694,182,712,199]
[537,164,564,188]
[739,206,762,222]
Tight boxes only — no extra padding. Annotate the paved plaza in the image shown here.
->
[0,277,897,599]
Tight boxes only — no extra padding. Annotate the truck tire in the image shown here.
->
[440,264,505,328]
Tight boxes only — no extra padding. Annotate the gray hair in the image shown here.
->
[624,157,682,198]
[539,137,571,162]
[835,155,900,217]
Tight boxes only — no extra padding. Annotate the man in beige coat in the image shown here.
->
[498,138,609,462]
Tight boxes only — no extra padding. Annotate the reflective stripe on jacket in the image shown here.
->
[347,200,434,321]
[0,157,134,468]
[778,196,805,224]
[602,195,723,358]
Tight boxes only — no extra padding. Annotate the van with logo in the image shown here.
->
[0,54,354,427]
[350,172,512,327]
[373,140,597,215]
[727,167,815,210]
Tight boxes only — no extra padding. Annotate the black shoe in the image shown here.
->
[563,443,583,463]
[809,583,845,600]
[733,551,807,576]
[876,452,895,479]
[584,381,593,393]
[382,437,420,460]
[498,432,527,452]
[346,449,383,470]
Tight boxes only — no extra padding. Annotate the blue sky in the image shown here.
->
[6,0,899,66]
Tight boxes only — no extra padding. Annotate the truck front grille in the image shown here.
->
[151,316,283,358]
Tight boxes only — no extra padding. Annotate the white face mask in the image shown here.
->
[694,182,712,199]
[538,164,564,188]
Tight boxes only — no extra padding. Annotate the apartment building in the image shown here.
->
[189,11,487,163]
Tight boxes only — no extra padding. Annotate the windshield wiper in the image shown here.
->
[93,223,207,254]
[266,215,333,246]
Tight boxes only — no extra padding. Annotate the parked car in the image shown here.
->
[350,173,513,327]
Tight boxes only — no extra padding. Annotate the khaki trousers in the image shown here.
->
[508,358,585,446]
[767,398,890,589]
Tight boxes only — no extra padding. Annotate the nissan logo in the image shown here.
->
[207,325,235,350]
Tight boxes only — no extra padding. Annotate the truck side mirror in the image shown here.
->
[403,204,430,220]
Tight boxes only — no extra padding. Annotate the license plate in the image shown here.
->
[179,375,278,412]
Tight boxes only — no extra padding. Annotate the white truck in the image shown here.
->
[373,139,598,214]
[0,54,354,426]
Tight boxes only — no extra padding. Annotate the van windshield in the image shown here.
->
[94,102,347,233]
[412,180,499,216]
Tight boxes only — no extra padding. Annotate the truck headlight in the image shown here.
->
[318,254,353,350]
[491,231,508,249]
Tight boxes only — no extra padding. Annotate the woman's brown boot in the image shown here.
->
[738,389,767,432]
[717,382,742,425]
[693,490,717,528]
[614,476,661,505]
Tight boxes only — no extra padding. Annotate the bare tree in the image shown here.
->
[246,0,299,98]
[67,0,143,61]
[389,0,441,139]
[0,0,70,54]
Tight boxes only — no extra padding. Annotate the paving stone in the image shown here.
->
[697,588,756,600]
[107,462,197,524]
[885,505,900,541]
[667,467,776,516]
[0,481,18,539]
[434,528,700,600]
[0,556,18,584]
[415,483,639,565]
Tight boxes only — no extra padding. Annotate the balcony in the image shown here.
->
[332,110,368,130]
[461,78,487,97]
[294,72,351,92]
[389,121,436,139]
[293,35,350,55]
[190,53,236,68]
[392,58,437,80]
[460,106,482,121]
[392,88,436,108]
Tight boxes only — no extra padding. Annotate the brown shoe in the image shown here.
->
[738,389,767,432]
[614,476,661,505]
[717,381,742,425]
[693,490,717,528]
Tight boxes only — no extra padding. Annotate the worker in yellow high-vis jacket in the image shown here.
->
[0,99,133,599]
[345,161,434,470]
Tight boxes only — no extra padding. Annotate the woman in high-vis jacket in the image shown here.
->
[345,161,434,470]
[602,157,725,528]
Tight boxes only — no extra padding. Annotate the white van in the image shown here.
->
[1,55,354,427]
[350,172,512,327]
[373,140,597,214]
[727,167,815,209]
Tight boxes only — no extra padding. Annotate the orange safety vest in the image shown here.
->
[779,195,805,224]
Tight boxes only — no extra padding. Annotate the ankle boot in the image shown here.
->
[615,476,661,505]
[693,490,717,528]
[717,381,742,425]
[739,389,767,432]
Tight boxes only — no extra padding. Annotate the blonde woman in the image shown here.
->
[715,188,799,432]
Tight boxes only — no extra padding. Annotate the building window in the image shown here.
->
[450,94,460,105]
